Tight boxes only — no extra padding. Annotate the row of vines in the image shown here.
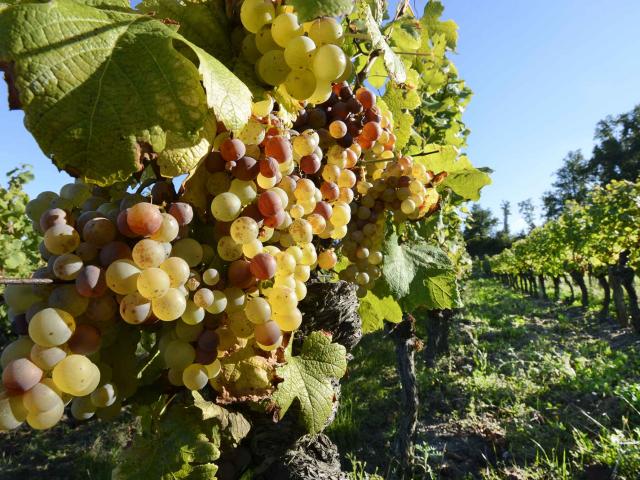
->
[490,180,640,331]
[0,0,489,477]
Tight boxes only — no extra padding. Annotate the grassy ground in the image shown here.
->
[329,278,640,479]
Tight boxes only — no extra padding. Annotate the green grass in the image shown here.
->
[329,278,640,479]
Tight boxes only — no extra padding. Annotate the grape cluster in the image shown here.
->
[0,181,228,430]
[240,0,350,102]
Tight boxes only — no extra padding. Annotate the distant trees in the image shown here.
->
[464,204,510,258]
[518,199,536,232]
[541,150,591,219]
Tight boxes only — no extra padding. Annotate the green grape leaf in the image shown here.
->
[157,111,217,177]
[210,340,277,400]
[138,0,231,64]
[421,1,458,49]
[358,2,406,84]
[387,17,422,52]
[272,332,347,433]
[287,0,354,23]
[192,391,251,446]
[359,291,402,333]
[375,231,456,312]
[417,145,492,201]
[0,0,250,184]
[79,0,132,10]
[366,57,388,89]
[112,403,220,480]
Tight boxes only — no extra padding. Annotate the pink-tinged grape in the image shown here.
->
[2,358,43,393]
[220,138,246,163]
[329,120,348,139]
[362,121,382,141]
[284,35,316,68]
[232,156,260,181]
[52,354,100,397]
[39,208,68,232]
[83,217,116,247]
[338,169,357,188]
[106,260,141,295]
[53,253,83,280]
[67,324,101,355]
[117,210,137,238]
[259,157,279,178]
[308,17,343,46]
[152,288,187,321]
[255,321,282,351]
[182,363,208,390]
[132,239,166,269]
[264,136,293,164]
[26,398,64,430]
[23,382,60,413]
[356,87,376,109]
[150,213,179,243]
[137,267,170,299]
[75,265,107,298]
[258,191,283,217]
[126,203,163,236]
[28,308,75,347]
[307,213,327,235]
[99,241,132,266]
[300,154,321,174]
[168,202,194,227]
[249,253,277,280]
[30,345,66,371]
[312,44,346,81]
[320,181,339,201]
[273,308,302,332]
[164,340,195,370]
[318,250,338,270]
[160,257,191,288]
[119,293,151,325]
[211,192,242,222]
[228,260,255,289]
[1,337,34,369]
[44,224,80,255]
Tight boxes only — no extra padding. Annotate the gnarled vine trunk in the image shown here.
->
[570,271,589,308]
[424,309,452,367]
[552,276,561,301]
[596,274,611,320]
[563,274,575,304]
[618,252,640,333]
[538,274,547,300]
[608,265,629,327]
[385,314,419,475]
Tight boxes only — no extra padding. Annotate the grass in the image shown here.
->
[329,278,640,479]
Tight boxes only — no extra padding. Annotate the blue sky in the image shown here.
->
[1,1,640,233]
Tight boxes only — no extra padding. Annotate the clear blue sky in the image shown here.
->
[2,1,640,233]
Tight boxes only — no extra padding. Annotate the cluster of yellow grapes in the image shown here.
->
[240,0,350,102]
[0,181,226,430]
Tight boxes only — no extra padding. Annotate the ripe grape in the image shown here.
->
[164,340,195,370]
[230,216,259,244]
[308,17,343,45]
[44,224,80,255]
[240,0,275,33]
[284,35,316,68]
[152,288,187,321]
[30,345,66,371]
[91,383,117,408]
[313,44,347,81]
[132,239,166,269]
[217,235,243,261]
[264,136,293,164]
[228,260,255,289]
[245,297,271,324]
[83,217,116,246]
[170,238,204,267]
[23,382,60,413]
[106,259,141,295]
[254,321,282,351]
[271,13,303,47]
[150,213,179,242]
[26,399,64,429]
[52,354,100,397]
[284,69,317,101]
[53,253,83,280]
[2,358,42,393]
[258,191,283,217]
[67,324,101,355]
[126,203,162,236]
[29,308,75,347]
[257,50,291,86]
[137,267,171,299]
[273,308,302,332]
[160,257,190,287]
[119,293,151,325]
[182,363,208,390]
[250,253,277,280]
[211,192,242,222]
[220,138,246,163]
[39,208,67,232]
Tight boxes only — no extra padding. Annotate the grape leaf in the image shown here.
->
[359,291,402,333]
[157,111,217,177]
[272,332,347,433]
[358,2,406,84]
[421,1,458,49]
[417,145,492,201]
[192,391,251,447]
[0,0,250,184]
[112,403,220,480]
[374,231,456,312]
[138,0,232,64]
[287,0,354,23]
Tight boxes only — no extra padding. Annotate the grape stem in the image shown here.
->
[137,346,161,379]
[0,277,63,285]
[411,149,441,158]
